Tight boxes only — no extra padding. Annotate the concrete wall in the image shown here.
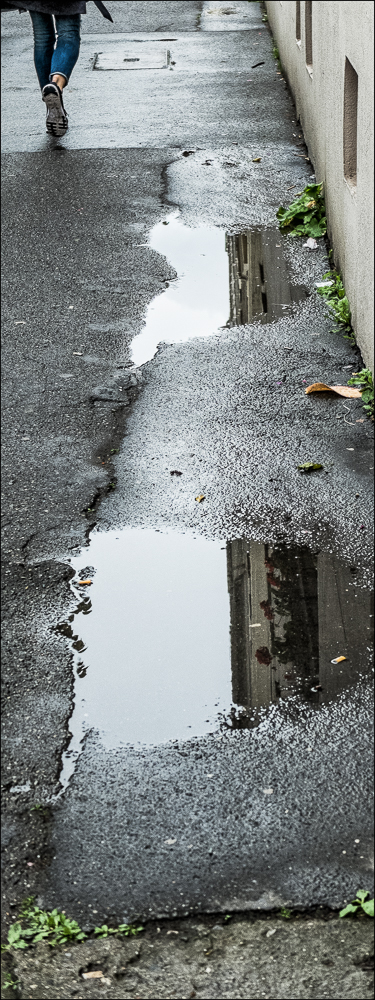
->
[265,1,374,371]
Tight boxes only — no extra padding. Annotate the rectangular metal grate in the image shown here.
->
[93,47,171,71]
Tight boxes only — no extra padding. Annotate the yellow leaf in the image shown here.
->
[306,200,316,208]
[195,494,205,503]
[252,157,261,163]
[305,383,362,398]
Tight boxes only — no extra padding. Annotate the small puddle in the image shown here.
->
[58,530,373,788]
[130,215,308,366]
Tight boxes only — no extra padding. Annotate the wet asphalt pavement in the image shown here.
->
[1,0,373,947]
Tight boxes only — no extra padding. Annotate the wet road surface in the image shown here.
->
[1,0,373,932]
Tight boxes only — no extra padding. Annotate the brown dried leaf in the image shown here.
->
[305,383,362,398]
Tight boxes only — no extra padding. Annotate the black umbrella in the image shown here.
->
[93,0,113,22]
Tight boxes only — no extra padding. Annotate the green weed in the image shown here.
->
[316,270,353,342]
[30,804,49,818]
[340,890,374,919]
[279,908,292,919]
[272,44,282,70]
[2,899,86,952]
[2,898,144,953]
[347,369,374,419]
[3,974,20,992]
[94,923,143,939]
[94,924,144,937]
[277,184,326,238]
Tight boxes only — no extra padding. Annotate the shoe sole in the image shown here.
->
[43,91,68,136]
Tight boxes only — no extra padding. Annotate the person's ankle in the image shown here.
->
[51,75,66,90]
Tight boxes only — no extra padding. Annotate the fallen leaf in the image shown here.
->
[82,971,104,980]
[170,470,183,476]
[331,655,347,664]
[303,237,318,250]
[305,382,362,398]
[195,494,205,503]
[356,419,365,423]
[306,200,316,208]
[297,462,323,473]
[255,646,273,665]
[252,157,261,163]
[78,579,93,586]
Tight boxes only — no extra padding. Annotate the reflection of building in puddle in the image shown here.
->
[224,539,373,729]
[225,228,308,326]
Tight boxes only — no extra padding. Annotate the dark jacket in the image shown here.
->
[1,1,113,18]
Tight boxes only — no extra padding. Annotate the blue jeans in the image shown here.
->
[30,12,81,90]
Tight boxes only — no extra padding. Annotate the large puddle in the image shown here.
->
[58,529,373,786]
[130,215,308,366]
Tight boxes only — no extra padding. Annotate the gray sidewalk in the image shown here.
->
[1,3,373,996]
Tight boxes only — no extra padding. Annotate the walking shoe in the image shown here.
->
[42,82,68,137]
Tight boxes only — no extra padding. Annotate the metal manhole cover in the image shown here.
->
[93,47,171,71]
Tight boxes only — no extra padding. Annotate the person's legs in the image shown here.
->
[30,13,81,136]
[50,15,81,88]
[29,11,56,91]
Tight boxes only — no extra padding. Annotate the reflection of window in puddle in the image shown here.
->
[223,539,373,730]
[225,229,308,326]
[56,530,373,788]
[130,218,308,367]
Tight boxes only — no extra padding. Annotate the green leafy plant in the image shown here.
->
[30,804,49,818]
[277,184,326,238]
[3,973,21,991]
[224,914,233,922]
[316,270,353,341]
[279,907,292,919]
[2,899,86,952]
[272,44,282,71]
[340,890,374,919]
[2,898,144,952]
[347,369,374,419]
[94,923,143,939]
